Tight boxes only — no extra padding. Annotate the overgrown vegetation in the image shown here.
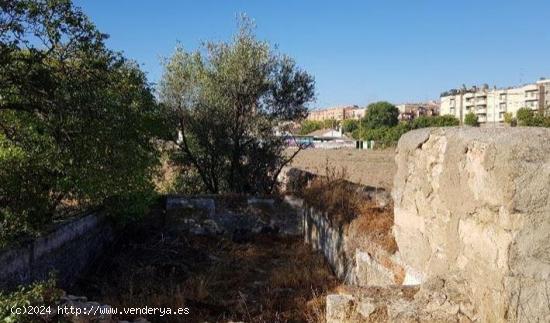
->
[352,103,460,147]
[73,211,337,322]
[464,112,479,126]
[159,17,315,195]
[299,120,324,135]
[0,276,63,323]
[298,165,397,253]
[515,108,550,127]
[0,0,163,245]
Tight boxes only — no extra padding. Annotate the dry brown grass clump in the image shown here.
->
[300,165,362,225]
[299,164,398,253]
[349,201,397,254]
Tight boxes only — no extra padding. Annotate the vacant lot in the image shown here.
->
[288,148,397,190]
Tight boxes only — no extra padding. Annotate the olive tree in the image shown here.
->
[159,19,315,194]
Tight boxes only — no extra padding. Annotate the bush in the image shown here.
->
[516,108,533,126]
[357,114,459,148]
[411,115,459,128]
[515,108,550,127]
[322,118,339,129]
[464,112,479,126]
[503,112,516,126]
[341,119,359,133]
[0,277,62,323]
[358,123,411,147]
[299,120,323,135]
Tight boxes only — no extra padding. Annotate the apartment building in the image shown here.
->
[440,78,550,124]
[307,105,366,121]
[396,101,440,121]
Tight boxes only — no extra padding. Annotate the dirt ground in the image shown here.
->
[72,209,338,323]
[287,148,397,190]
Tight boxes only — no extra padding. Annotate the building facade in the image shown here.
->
[396,101,440,121]
[440,78,550,124]
[307,105,366,121]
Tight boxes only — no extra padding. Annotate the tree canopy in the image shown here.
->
[362,101,399,129]
[159,18,315,194]
[0,0,162,243]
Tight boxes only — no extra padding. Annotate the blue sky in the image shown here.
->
[74,0,550,108]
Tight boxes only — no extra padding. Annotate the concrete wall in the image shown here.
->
[393,127,550,322]
[0,213,114,291]
[299,197,404,286]
[165,195,301,236]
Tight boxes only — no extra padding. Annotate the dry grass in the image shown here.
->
[349,202,397,254]
[300,163,398,256]
[71,213,338,322]
[300,164,361,225]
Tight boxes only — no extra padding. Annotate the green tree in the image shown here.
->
[464,112,479,126]
[516,108,534,126]
[362,101,399,129]
[299,120,323,135]
[503,112,515,126]
[1,0,161,243]
[411,115,459,129]
[322,118,339,129]
[341,119,359,133]
[159,18,315,194]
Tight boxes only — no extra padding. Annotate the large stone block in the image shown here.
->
[392,127,550,322]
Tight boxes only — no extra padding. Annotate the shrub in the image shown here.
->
[322,118,339,129]
[516,108,534,126]
[464,112,479,126]
[503,112,516,126]
[299,120,323,135]
[341,119,359,133]
[0,277,62,323]
[411,115,459,129]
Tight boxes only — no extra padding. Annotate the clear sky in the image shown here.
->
[74,0,550,108]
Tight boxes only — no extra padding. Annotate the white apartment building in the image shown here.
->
[440,78,550,124]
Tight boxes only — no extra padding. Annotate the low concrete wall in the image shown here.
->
[285,195,406,288]
[165,195,301,236]
[0,213,114,291]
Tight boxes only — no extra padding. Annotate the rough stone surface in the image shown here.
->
[393,127,550,322]
[326,281,474,323]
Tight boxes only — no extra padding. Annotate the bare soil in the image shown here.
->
[287,148,396,190]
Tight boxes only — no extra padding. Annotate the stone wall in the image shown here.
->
[298,195,405,286]
[393,127,550,322]
[0,213,114,291]
[165,195,301,236]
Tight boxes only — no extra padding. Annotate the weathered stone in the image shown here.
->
[393,127,550,322]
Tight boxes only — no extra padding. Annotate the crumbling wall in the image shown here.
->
[393,127,550,322]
